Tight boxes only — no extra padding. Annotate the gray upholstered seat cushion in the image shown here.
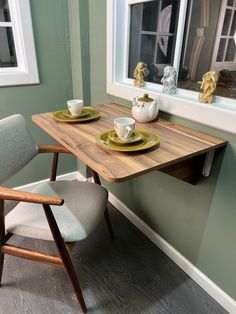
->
[5,181,108,242]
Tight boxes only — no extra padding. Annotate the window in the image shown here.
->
[0,0,39,86]
[107,0,236,134]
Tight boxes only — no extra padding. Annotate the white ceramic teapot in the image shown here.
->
[132,93,158,122]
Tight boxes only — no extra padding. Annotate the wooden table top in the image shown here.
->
[32,103,226,183]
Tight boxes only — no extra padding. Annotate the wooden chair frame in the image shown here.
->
[0,145,114,313]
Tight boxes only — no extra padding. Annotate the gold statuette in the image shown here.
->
[199,71,219,103]
[133,62,146,87]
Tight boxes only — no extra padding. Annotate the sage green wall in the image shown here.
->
[68,0,83,100]
[72,0,236,300]
[1,0,77,187]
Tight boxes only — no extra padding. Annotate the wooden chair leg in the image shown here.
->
[92,170,115,238]
[43,204,87,313]
[0,200,5,286]
[0,252,4,286]
[104,207,114,238]
[50,152,59,181]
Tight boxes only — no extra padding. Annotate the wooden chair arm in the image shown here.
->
[0,186,64,206]
[38,145,73,181]
[38,145,72,154]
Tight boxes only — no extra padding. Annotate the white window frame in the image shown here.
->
[107,0,236,134]
[0,0,39,86]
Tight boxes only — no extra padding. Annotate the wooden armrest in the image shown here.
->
[38,145,73,182]
[38,144,72,154]
[0,187,64,206]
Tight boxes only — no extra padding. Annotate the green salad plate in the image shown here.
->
[53,107,101,122]
[62,109,89,119]
[96,129,160,152]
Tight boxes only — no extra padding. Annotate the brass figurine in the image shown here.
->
[133,62,147,87]
[199,71,219,103]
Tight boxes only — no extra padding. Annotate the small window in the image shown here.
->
[0,0,39,86]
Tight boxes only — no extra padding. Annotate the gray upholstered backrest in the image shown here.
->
[0,114,38,183]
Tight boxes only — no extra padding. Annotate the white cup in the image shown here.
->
[67,99,83,116]
[114,117,135,140]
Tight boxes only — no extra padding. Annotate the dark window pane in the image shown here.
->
[227,0,234,6]
[140,34,156,64]
[217,38,226,61]
[222,9,232,35]
[0,27,17,68]
[128,3,144,78]
[142,1,159,32]
[156,35,174,64]
[0,0,10,22]
[128,0,179,82]
[230,11,236,35]
[225,39,236,61]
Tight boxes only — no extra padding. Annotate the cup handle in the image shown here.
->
[125,126,132,138]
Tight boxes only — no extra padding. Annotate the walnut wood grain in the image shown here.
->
[32,103,227,183]
[1,244,63,267]
[0,187,64,206]
[38,144,72,154]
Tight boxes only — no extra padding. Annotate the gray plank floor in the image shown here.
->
[0,202,228,314]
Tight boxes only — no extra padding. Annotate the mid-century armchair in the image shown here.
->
[0,114,114,313]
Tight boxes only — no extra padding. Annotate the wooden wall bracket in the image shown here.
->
[159,154,205,185]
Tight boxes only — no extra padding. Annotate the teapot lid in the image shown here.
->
[138,93,153,102]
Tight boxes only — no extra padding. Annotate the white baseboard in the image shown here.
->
[15,171,236,313]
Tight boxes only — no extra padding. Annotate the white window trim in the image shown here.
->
[0,0,39,86]
[107,0,236,134]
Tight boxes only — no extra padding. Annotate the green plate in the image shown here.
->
[62,109,89,118]
[96,129,160,152]
[53,107,101,122]
[108,130,143,144]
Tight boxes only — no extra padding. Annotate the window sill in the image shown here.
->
[0,69,39,87]
[107,81,236,135]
